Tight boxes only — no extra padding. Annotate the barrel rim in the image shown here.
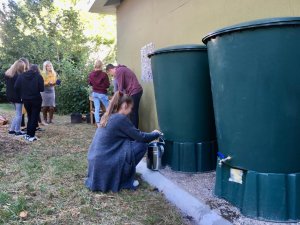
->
[202,17,300,44]
[148,44,207,58]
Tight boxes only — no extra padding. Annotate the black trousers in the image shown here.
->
[130,90,143,128]
[21,114,25,127]
[21,110,41,127]
[23,98,42,137]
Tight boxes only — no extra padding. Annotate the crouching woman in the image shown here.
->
[85,91,161,192]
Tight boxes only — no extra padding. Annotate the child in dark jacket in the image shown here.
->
[15,64,44,142]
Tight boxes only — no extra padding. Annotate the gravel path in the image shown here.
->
[160,167,300,225]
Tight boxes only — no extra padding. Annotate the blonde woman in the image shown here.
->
[19,58,29,71]
[41,61,57,124]
[19,58,30,129]
[5,60,26,136]
[88,60,110,127]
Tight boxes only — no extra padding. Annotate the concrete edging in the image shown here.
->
[136,161,232,225]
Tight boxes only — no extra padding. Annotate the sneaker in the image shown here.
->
[21,127,27,132]
[24,135,38,142]
[15,131,26,136]
[41,121,49,126]
[133,180,139,187]
[36,127,45,132]
[24,135,29,141]
[8,131,15,135]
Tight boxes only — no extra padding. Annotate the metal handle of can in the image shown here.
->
[218,156,232,166]
[158,137,165,145]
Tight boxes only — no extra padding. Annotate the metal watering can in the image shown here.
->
[147,138,165,171]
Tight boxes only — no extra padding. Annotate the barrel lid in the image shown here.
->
[148,44,207,58]
[203,17,300,44]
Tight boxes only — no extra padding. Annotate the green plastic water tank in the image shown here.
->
[203,17,300,222]
[149,45,217,172]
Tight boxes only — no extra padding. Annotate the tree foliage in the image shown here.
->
[0,0,116,113]
[55,60,92,114]
[0,0,89,70]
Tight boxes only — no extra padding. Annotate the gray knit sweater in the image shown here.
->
[85,113,160,192]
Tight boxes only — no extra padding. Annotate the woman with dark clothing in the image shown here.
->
[15,64,44,142]
[17,58,44,132]
[5,60,26,136]
[106,64,143,128]
[85,91,162,192]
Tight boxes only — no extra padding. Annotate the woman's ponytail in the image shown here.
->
[100,91,133,127]
[100,91,121,127]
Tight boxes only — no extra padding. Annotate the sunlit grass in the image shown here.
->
[0,103,13,112]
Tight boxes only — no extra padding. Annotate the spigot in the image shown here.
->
[218,156,232,166]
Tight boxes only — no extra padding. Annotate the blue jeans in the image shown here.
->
[92,92,109,123]
[10,103,23,132]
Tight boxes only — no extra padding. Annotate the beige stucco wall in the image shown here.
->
[116,0,300,131]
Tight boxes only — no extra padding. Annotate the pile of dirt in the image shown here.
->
[0,129,28,155]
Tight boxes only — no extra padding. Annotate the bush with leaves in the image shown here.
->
[0,0,89,106]
[0,0,116,111]
[55,60,92,114]
[0,69,6,103]
[0,0,90,67]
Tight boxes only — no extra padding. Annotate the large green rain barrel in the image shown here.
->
[203,17,300,221]
[149,45,217,172]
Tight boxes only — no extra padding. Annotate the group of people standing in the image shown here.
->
[86,60,162,192]
[5,58,57,142]
[88,60,143,128]
[5,57,162,192]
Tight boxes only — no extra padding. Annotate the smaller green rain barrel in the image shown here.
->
[203,17,300,222]
[148,45,217,172]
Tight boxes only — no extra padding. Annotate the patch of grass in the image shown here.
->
[0,103,13,112]
[0,111,187,225]
[0,194,27,223]
[19,151,43,178]
[49,153,86,176]
[0,192,11,205]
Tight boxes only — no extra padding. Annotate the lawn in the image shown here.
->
[0,104,187,225]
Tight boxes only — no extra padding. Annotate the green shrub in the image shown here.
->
[0,0,116,107]
[0,73,6,103]
[56,60,93,114]
[0,66,8,103]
